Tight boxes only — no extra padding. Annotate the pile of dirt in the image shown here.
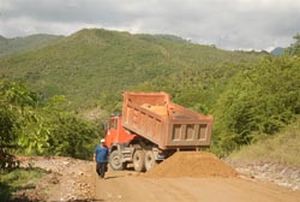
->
[146,152,238,178]
[141,104,168,116]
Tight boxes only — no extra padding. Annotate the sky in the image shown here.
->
[0,0,299,51]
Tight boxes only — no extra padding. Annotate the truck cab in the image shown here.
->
[104,114,161,172]
[104,115,142,171]
[104,115,136,149]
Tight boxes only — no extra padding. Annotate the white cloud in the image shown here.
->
[0,0,299,50]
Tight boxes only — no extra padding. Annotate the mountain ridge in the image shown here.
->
[271,47,285,56]
[0,28,263,109]
[0,33,64,57]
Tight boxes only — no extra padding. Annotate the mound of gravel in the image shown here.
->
[146,152,238,178]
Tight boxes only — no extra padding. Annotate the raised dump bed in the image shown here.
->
[122,92,213,150]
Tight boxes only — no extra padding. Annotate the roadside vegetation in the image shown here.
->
[0,80,99,169]
[229,118,300,167]
[0,79,99,200]
[0,168,47,201]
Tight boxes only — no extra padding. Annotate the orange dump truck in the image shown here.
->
[104,92,213,171]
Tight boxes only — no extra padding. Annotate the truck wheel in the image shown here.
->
[133,150,146,172]
[145,150,157,171]
[109,150,125,171]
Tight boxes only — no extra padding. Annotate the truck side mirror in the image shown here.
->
[101,122,108,132]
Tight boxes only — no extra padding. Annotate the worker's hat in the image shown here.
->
[100,138,105,143]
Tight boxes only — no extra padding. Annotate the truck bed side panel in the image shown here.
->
[123,103,165,146]
[122,92,213,150]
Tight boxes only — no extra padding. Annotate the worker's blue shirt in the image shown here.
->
[95,145,109,163]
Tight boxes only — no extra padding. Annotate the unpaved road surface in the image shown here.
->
[16,156,300,202]
[95,169,300,202]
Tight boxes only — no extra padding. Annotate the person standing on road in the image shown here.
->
[95,138,109,178]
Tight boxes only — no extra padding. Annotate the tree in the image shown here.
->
[0,80,100,169]
[212,56,300,155]
[286,33,300,56]
[0,80,37,170]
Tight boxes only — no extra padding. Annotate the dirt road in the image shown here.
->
[94,169,300,202]
[16,156,300,202]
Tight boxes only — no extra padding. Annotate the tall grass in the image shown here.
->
[230,119,300,167]
[0,168,46,201]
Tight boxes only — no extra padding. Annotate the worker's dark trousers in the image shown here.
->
[96,162,107,178]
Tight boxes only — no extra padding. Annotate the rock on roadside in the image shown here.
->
[17,156,96,201]
[227,159,300,191]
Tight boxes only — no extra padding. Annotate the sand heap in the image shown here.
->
[146,152,238,178]
[141,104,168,116]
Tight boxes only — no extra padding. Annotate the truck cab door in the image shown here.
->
[105,117,119,147]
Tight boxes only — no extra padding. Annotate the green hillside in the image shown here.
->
[0,28,262,109]
[271,47,285,56]
[0,34,63,57]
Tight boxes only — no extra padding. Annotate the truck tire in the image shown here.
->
[109,150,125,171]
[145,150,157,171]
[133,150,146,172]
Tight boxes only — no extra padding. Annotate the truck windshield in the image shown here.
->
[109,118,118,129]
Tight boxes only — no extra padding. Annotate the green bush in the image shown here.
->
[212,56,300,155]
[47,115,98,159]
[0,80,37,170]
[230,119,300,167]
[0,80,99,166]
[0,168,46,201]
